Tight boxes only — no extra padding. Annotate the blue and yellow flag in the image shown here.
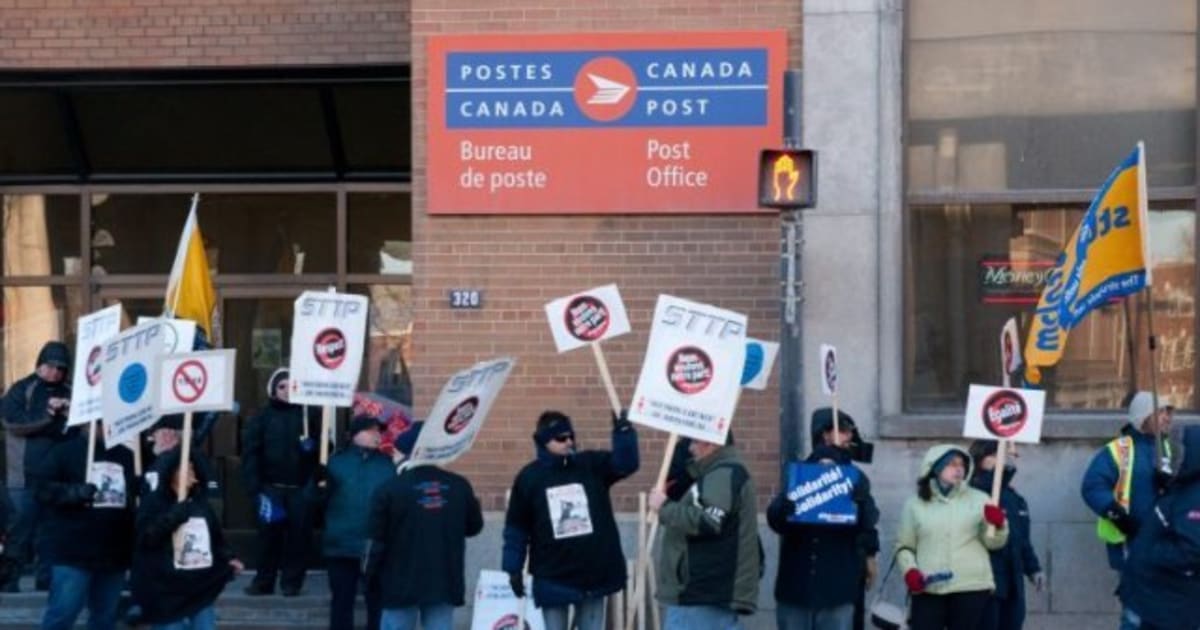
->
[164,194,217,339]
[1024,143,1152,384]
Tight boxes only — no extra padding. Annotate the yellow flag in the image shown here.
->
[1024,144,1151,384]
[164,195,217,339]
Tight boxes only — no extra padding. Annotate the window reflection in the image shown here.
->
[348,193,412,275]
[350,284,413,408]
[2,286,82,389]
[3,195,81,277]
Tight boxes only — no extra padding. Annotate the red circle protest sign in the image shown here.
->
[982,389,1028,438]
[172,360,208,404]
[564,295,611,342]
[493,614,530,630]
[313,328,347,370]
[85,346,103,386]
[444,396,480,435]
[667,346,714,394]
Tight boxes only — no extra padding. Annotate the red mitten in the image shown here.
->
[984,504,1006,527]
[904,569,925,594]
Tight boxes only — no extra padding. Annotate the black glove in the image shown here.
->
[508,572,526,598]
[612,409,632,431]
[1105,503,1139,537]
[1154,470,1174,494]
[66,483,98,506]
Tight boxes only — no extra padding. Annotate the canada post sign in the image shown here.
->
[427,31,787,214]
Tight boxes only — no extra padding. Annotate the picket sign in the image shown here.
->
[820,344,839,434]
[544,285,632,415]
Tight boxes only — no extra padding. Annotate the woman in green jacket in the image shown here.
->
[894,444,1009,630]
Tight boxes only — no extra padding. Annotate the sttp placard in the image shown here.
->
[409,357,516,467]
[289,291,369,408]
[68,304,123,427]
[544,284,631,353]
[427,31,787,214]
[102,321,165,446]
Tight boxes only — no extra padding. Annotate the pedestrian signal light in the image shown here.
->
[758,149,816,210]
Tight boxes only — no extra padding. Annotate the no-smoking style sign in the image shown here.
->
[962,384,1046,444]
[158,349,236,414]
[544,284,631,353]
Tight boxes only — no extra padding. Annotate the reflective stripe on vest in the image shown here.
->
[1096,436,1135,544]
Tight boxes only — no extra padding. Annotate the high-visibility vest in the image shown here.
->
[1096,435,1172,544]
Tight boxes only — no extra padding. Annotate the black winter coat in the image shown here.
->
[366,465,483,608]
[240,399,319,495]
[34,430,136,571]
[969,468,1041,601]
[2,370,71,488]
[767,448,879,609]
[1118,425,1200,630]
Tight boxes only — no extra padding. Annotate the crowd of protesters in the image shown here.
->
[3,340,1199,630]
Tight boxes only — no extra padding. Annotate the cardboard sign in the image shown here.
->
[741,338,779,390]
[137,317,198,355]
[629,295,746,444]
[784,462,861,525]
[470,570,546,630]
[67,304,123,427]
[819,344,838,396]
[157,349,236,414]
[544,284,631,352]
[102,321,165,446]
[1000,317,1022,377]
[288,291,369,407]
[409,357,516,466]
[962,384,1046,444]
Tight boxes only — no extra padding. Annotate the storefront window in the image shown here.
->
[348,193,412,276]
[350,284,413,408]
[1,286,83,389]
[3,194,81,277]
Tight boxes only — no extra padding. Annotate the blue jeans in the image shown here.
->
[776,602,853,630]
[664,605,741,630]
[6,486,49,586]
[151,605,216,630]
[543,597,607,630]
[380,604,455,630]
[41,565,125,630]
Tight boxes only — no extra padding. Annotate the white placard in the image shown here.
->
[1000,317,1022,378]
[288,291,369,407]
[628,295,747,444]
[741,338,780,391]
[469,570,546,630]
[543,284,631,353]
[137,317,198,355]
[409,357,516,467]
[962,384,1046,445]
[157,349,236,414]
[102,321,165,446]
[68,304,123,427]
[820,344,838,396]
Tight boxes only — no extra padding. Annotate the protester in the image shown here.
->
[314,415,395,630]
[502,410,639,630]
[768,409,879,630]
[895,444,1008,630]
[650,432,760,630]
[366,423,484,630]
[240,367,319,596]
[35,422,137,630]
[131,449,243,630]
[967,440,1043,630]
[2,341,72,592]
[1117,425,1200,630]
[1081,391,1173,571]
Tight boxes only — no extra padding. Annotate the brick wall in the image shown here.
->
[410,0,804,510]
[0,0,407,67]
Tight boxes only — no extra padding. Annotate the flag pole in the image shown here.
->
[1135,142,1168,473]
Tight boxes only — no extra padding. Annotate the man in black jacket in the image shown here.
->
[365,423,483,630]
[35,422,137,630]
[240,367,319,596]
[767,409,879,630]
[2,341,71,592]
[502,410,639,630]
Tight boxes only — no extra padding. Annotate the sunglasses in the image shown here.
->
[550,433,575,443]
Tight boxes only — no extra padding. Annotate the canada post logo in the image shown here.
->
[446,48,769,129]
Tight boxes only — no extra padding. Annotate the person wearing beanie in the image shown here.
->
[894,444,1008,630]
[767,408,879,630]
[366,422,484,630]
[502,409,639,630]
[312,415,394,630]
[1081,390,1174,572]
[239,366,320,596]
[130,449,243,630]
[2,340,72,592]
[967,440,1043,630]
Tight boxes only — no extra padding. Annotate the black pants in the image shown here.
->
[252,486,311,591]
[328,557,381,630]
[980,593,1026,630]
[909,591,992,630]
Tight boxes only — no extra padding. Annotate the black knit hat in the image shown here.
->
[348,414,381,439]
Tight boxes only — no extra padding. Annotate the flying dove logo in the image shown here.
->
[574,56,637,122]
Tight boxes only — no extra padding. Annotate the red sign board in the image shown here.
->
[427,31,788,215]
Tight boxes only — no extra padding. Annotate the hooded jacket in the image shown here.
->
[969,466,1041,600]
[1117,425,1200,629]
[316,444,396,558]
[131,450,235,624]
[2,342,72,488]
[656,445,760,614]
[894,444,1009,595]
[240,371,320,496]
